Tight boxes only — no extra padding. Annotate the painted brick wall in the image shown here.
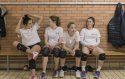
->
[0,0,125,52]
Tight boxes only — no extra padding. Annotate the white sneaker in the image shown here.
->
[33,52,39,59]
[59,70,64,78]
[76,70,81,78]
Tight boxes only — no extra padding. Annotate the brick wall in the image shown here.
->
[0,0,125,52]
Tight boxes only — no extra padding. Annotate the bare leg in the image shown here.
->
[92,47,105,71]
[81,46,90,71]
[13,41,31,54]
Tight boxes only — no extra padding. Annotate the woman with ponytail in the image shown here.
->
[13,14,42,79]
[40,16,63,79]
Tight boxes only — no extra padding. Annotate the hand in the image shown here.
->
[88,45,95,50]
[68,49,73,56]
[20,15,24,20]
[70,49,75,56]
[57,42,62,46]
[45,44,51,48]
[54,43,61,49]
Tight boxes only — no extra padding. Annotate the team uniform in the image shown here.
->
[19,23,41,48]
[80,28,101,47]
[60,31,82,78]
[62,31,80,49]
[16,23,41,73]
[80,28,106,79]
[44,26,63,48]
[41,26,63,78]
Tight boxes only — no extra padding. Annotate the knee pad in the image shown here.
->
[75,50,82,57]
[81,53,88,61]
[29,59,36,69]
[70,66,81,71]
[52,48,60,57]
[42,47,50,57]
[60,51,67,58]
[17,43,28,52]
[99,53,106,60]
[76,66,81,71]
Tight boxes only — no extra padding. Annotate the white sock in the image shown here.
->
[33,52,39,59]
[61,65,64,67]
[42,71,46,73]
[96,66,101,71]
[82,66,86,71]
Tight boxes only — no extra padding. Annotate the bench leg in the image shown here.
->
[96,57,98,68]
[7,55,9,72]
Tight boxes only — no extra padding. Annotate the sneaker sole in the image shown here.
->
[52,77,59,78]
[40,76,47,79]
[93,77,99,79]
[37,77,47,79]
[52,76,59,78]
[59,77,64,78]
[59,76,64,78]
[76,77,81,79]
[81,78,86,79]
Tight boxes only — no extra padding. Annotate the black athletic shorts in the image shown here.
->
[28,42,41,49]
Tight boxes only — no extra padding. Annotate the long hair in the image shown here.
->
[86,17,95,28]
[22,15,31,25]
[49,16,61,26]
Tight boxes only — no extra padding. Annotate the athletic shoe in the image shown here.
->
[80,71,86,79]
[59,69,64,78]
[76,70,81,78]
[93,71,100,79]
[40,72,47,79]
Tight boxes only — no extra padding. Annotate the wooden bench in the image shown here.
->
[104,51,125,69]
[0,50,53,71]
[0,50,125,71]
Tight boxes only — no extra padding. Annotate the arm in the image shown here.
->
[57,27,64,45]
[28,14,42,26]
[15,17,22,34]
[73,31,80,50]
[44,35,49,46]
[80,29,85,45]
[80,29,88,46]
[94,29,101,46]
[62,43,72,53]
[44,28,50,46]
[73,41,79,51]
[94,37,100,46]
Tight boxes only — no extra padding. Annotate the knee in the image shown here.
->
[42,47,50,57]
[81,53,88,61]
[52,48,61,57]
[98,53,106,60]
[60,51,67,58]
[75,50,82,58]
[13,41,19,47]
[16,43,28,52]
[35,45,41,51]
